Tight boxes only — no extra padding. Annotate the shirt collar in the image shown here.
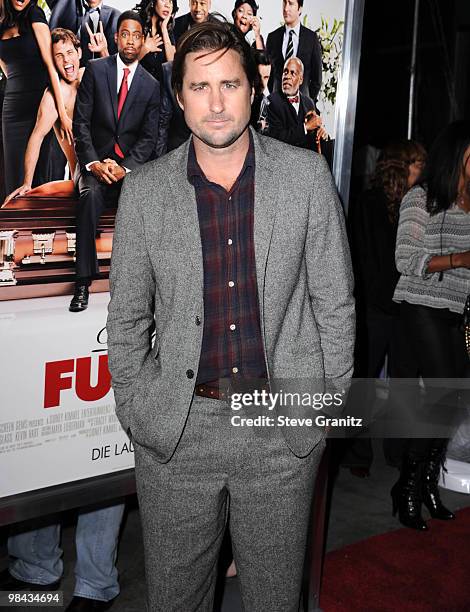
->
[285,89,300,99]
[187,130,255,183]
[82,1,102,12]
[285,22,301,37]
[116,53,139,77]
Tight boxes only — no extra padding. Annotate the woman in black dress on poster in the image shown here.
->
[0,0,72,194]
[136,0,178,83]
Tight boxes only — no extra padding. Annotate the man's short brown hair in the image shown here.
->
[172,19,257,95]
[51,28,81,50]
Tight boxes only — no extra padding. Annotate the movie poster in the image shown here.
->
[0,294,132,497]
[0,0,347,500]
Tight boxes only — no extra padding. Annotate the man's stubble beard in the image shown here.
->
[193,120,250,150]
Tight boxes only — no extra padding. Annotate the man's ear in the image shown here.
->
[250,86,255,105]
[78,47,82,60]
[114,32,118,45]
[299,72,304,86]
[176,91,184,111]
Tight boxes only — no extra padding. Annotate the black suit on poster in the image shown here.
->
[172,12,194,44]
[49,0,120,66]
[72,55,160,280]
[266,91,316,150]
[155,61,190,157]
[266,25,322,103]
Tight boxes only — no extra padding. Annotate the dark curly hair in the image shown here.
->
[134,0,178,38]
[0,0,38,35]
[424,121,470,215]
[373,140,426,224]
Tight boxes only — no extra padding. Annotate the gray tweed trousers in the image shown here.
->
[134,395,324,612]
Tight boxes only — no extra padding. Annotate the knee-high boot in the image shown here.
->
[391,456,428,531]
[422,440,455,520]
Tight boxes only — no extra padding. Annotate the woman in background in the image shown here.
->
[232,0,264,50]
[342,140,427,476]
[392,121,470,530]
[355,141,427,380]
[0,0,72,194]
[136,0,177,83]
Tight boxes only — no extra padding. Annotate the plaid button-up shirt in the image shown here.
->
[187,134,267,385]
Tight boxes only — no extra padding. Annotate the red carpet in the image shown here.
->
[321,506,470,612]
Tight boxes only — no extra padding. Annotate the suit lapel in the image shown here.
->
[275,27,285,62]
[106,56,118,124]
[297,25,310,64]
[99,5,111,31]
[166,142,204,299]
[299,94,310,122]
[75,0,85,33]
[252,130,280,305]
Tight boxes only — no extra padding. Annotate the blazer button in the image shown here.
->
[186,369,194,379]
[195,316,201,326]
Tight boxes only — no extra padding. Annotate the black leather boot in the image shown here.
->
[69,281,90,312]
[422,442,455,520]
[391,457,428,531]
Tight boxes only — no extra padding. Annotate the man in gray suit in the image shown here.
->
[107,20,354,612]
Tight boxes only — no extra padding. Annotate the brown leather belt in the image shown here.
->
[195,380,270,401]
[194,383,228,401]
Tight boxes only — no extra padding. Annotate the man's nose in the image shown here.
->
[209,88,224,113]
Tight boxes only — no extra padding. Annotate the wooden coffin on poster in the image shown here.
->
[0,181,115,300]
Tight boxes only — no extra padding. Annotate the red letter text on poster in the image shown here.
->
[44,359,75,408]
[75,354,111,402]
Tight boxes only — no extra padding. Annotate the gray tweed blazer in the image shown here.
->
[107,129,355,461]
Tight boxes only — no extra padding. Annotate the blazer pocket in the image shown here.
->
[131,351,162,408]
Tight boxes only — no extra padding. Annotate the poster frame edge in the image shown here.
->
[332,0,365,212]
[0,469,136,527]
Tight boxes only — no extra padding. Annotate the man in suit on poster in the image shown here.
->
[266,0,323,104]
[155,60,191,157]
[47,0,121,180]
[107,19,354,612]
[250,49,272,132]
[49,0,120,66]
[173,0,211,43]
[70,10,160,312]
[267,56,328,150]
